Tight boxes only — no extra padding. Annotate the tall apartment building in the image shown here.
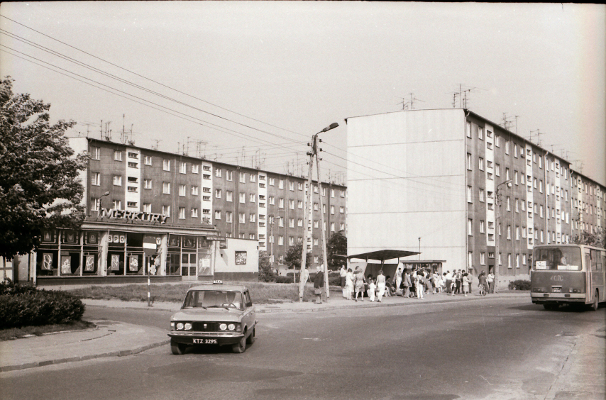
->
[346,108,605,287]
[3,137,347,284]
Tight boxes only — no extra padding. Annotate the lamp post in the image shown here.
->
[494,179,512,293]
[299,122,339,302]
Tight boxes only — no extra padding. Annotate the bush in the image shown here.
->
[329,275,341,286]
[275,276,294,284]
[508,280,531,291]
[0,279,85,329]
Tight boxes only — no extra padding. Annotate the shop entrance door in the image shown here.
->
[181,253,197,277]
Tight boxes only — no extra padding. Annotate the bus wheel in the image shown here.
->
[591,290,599,311]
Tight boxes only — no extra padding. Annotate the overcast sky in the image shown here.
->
[1,2,604,186]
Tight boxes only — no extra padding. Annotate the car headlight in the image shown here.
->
[170,322,175,330]
[184,323,192,331]
[228,323,236,331]
[176,322,184,330]
[219,323,227,331]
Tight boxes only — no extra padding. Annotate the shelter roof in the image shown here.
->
[348,249,420,262]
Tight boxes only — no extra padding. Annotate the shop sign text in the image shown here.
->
[98,208,169,224]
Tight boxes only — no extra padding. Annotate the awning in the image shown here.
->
[348,249,420,262]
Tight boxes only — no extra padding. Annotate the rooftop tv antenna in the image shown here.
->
[398,93,424,110]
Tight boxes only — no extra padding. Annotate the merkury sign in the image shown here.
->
[98,208,169,224]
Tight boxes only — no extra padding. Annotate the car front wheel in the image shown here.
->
[246,327,256,345]
[232,335,247,353]
[171,339,187,355]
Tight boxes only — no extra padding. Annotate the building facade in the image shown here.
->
[346,108,605,288]
[1,137,347,284]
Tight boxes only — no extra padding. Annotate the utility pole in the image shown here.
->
[495,179,512,293]
[316,150,330,299]
[299,122,339,302]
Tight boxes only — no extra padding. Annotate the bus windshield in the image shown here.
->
[533,247,582,271]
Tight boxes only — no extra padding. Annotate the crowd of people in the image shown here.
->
[339,265,496,301]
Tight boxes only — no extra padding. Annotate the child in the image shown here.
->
[367,277,376,302]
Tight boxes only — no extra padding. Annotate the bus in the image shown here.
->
[531,244,605,311]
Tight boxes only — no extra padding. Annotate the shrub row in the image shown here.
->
[0,280,85,329]
[508,280,531,291]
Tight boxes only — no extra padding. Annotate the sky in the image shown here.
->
[1,2,604,186]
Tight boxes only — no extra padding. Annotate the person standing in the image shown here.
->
[376,269,386,302]
[395,266,403,295]
[478,271,488,295]
[462,272,470,297]
[416,271,424,299]
[487,271,495,294]
[345,268,354,300]
[314,266,324,304]
[454,270,462,295]
[367,276,376,302]
[340,265,347,298]
[403,270,412,297]
[445,271,453,295]
[354,267,366,302]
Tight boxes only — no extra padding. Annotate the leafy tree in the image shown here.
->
[0,77,86,259]
[572,227,605,248]
[326,230,347,271]
[257,251,276,282]
[284,243,312,270]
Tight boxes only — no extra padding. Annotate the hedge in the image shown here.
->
[508,280,531,291]
[0,280,85,329]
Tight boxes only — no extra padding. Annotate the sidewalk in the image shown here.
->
[0,291,526,373]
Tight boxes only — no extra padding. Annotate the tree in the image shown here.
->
[0,77,87,260]
[326,230,347,271]
[257,251,276,282]
[572,227,606,249]
[284,243,311,270]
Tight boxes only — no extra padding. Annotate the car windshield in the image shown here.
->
[533,247,582,271]
[183,290,244,310]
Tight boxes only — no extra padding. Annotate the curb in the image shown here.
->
[0,339,170,373]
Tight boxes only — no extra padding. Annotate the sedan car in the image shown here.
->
[168,283,257,354]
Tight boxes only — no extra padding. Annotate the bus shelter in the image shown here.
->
[348,249,421,280]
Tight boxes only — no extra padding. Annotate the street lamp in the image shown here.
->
[299,122,339,302]
[494,179,512,292]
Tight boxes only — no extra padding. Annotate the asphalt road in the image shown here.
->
[1,297,604,400]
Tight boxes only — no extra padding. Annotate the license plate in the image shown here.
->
[193,339,217,344]
[552,287,561,293]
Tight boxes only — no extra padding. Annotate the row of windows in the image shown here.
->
[468,250,529,268]
[466,124,570,178]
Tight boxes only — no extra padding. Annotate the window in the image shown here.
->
[127,186,137,193]
[179,163,187,174]
[331,205,335,215]
[331,189,335,198]
[314,202,319,211]
[91,198,100,212]
[239,172,246,183]
[114,150,122,161]
[226,191,233,202]
[142,203,151,213]
[289,218,295,228]
[330,222,335,232]
[506,168,510,180]
[508,254,512,269]
[297,200,303,209]
[480,252,486,265]
[507,225,511,240]
[269,177,275,186]
[91,147,100,160]
[162,205,171,216]
[250,174,256,183]
[226,170,233,181]
[163,159,170,171]
[298,182,303,191]
[113,175,122,186]
[162,182,171,194]
[179,207,186,219]
[279,179,284,189]
[289,199,295,209]
[466,122,472,138]
[112,200,122,210]
[289,181,295,191]
[239,192,246,204]
[514,144,518,158]
[505,141,510,154]
[495,164,500,176]
[269,196,275,205]
[249,194,256,203]
[215,210,221,220]
[225,211,232,223]
[215,168,222,178]
[297,218,303,227]
[479,188,485,202]
[188,186,198,196]
[239,213,246,224]
[127,161,138,168]
[250,213,256,223]
[91,172,100,186]
[495,135,500,147]
[340,206,345,214]
[278,217,284,227]
[480,220,485,233]
[279,198,284,208]
[178,185,186,197]
[468,219,473,236]
[144,155,152,165]
[467,153,472,170]
[478,127,484,140]
[191,208,198,218]
[142,179,152,189]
